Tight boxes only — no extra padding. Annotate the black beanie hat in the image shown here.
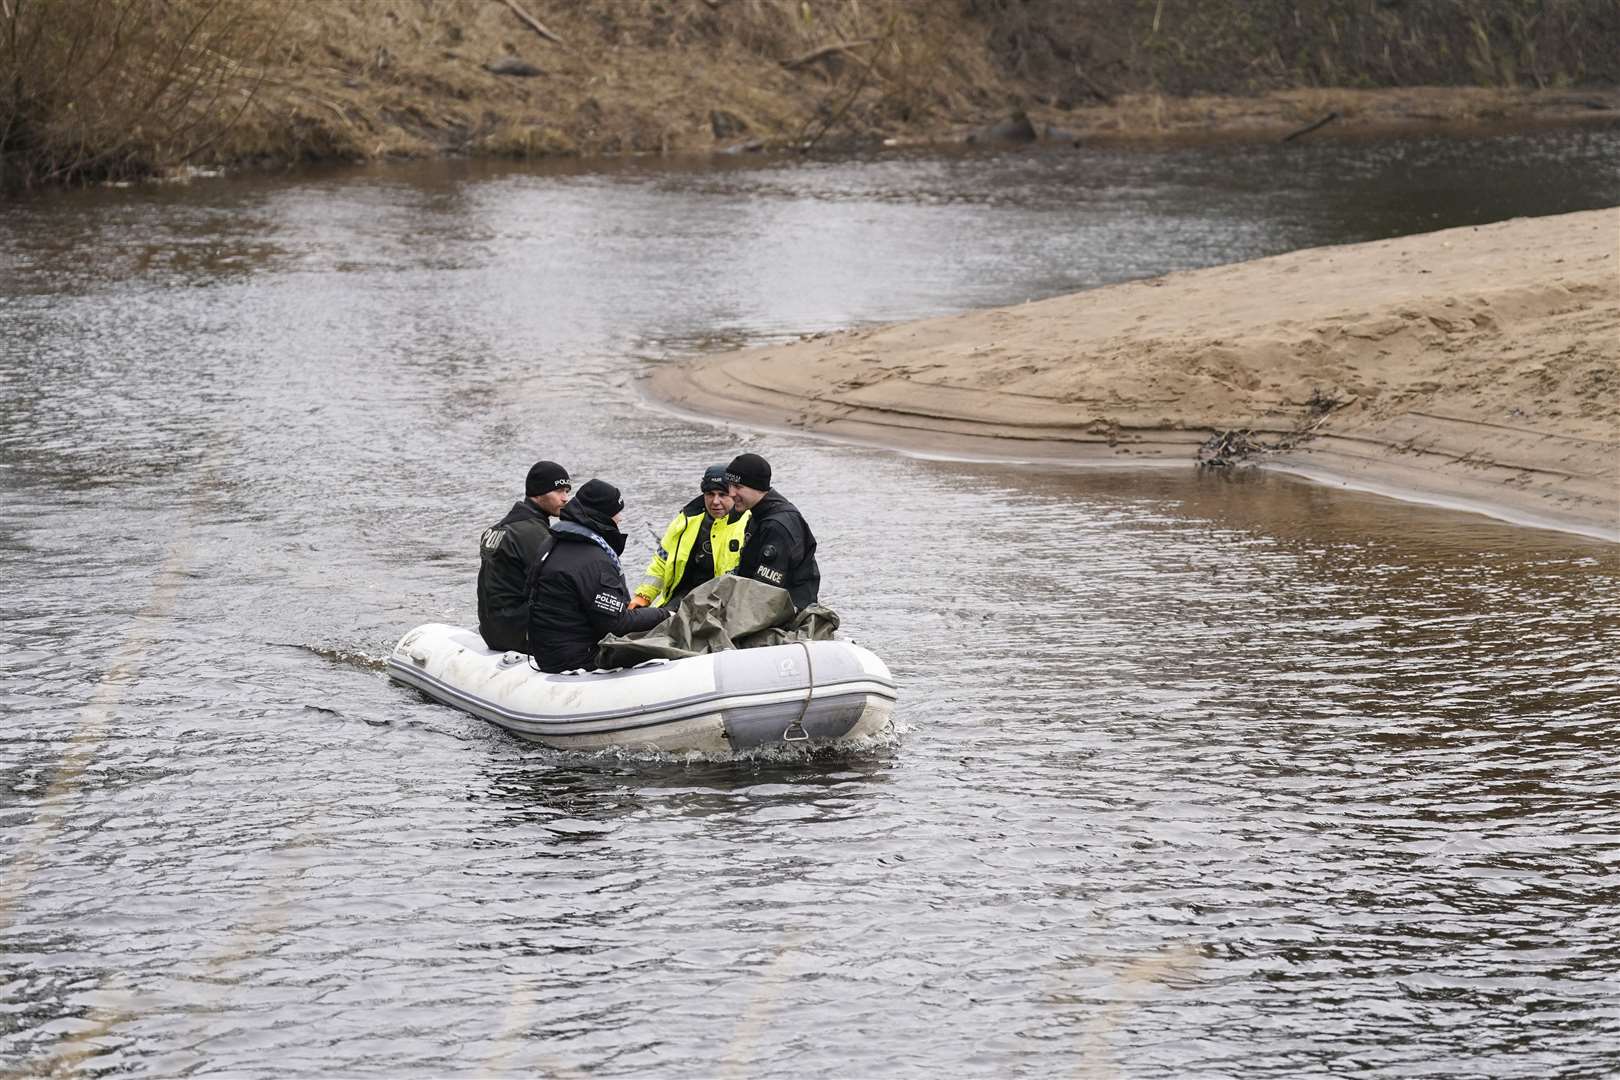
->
[525,460,570,497]
[700,464,730,494]
[572,478,624,518]
[725,452,771,491]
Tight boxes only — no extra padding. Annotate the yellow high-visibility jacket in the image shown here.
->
[634,498,750,606]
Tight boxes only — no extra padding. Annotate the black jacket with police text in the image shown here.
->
[735,488,820,610]
[477,499,554,652]
[527,501,669,672]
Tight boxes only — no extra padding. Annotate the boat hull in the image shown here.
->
[386,623,897,753]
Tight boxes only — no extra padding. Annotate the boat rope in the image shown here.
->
[783,640,813,743]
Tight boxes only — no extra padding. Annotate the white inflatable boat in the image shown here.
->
[387,623,898,753]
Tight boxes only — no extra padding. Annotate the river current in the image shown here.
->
[3,126,1619,1077]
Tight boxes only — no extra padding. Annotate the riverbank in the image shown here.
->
[647,208,1619,541]
[226,54,1620,166]
[170,1,1620,163]
[6,0,1620,190]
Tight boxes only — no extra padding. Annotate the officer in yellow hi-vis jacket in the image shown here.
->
[628,464,751,610]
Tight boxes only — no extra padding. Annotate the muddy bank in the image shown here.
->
[648,208,1619,541]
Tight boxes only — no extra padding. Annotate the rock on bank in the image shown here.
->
[648,208,1618,540]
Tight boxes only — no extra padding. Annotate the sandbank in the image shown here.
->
[648,208,1619,542]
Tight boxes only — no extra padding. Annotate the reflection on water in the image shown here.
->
[2,126,1618,1077]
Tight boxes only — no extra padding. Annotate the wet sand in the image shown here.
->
[648,208,1619,541]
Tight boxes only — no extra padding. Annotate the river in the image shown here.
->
[3,125,1619,1077]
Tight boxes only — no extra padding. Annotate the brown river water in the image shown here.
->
[3,127,1619,1077]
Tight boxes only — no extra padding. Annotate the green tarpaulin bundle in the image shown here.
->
[596,575,839,668]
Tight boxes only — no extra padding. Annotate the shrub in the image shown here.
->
[0,0,275,191]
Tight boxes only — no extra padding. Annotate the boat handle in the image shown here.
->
[782,641,814,743]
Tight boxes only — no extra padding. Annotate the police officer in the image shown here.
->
[528,479,671,672]
[628,464,751,611]
[477,459,569,652]
[725,452,820,610]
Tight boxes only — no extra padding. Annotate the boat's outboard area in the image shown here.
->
[387,622,897,753]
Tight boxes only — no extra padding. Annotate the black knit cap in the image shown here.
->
[700,463,730,494]
[571,478,624,518]
[725,452,771,491]
[525,460,570,497]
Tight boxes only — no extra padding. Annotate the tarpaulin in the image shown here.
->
[595,575,838,668]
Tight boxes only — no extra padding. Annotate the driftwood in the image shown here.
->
[1196,391,1353,468]
[498,0,563,46]
[1282,111,1339,143]
[781,39,873,70]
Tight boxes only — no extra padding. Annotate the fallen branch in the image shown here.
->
[781,39,872,70]
[1282,111,1339,143]
[497,0,562,46]
[1196,392,1354,468]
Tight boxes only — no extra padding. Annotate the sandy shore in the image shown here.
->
[648,208,1619,541]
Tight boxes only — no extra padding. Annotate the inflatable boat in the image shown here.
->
[387,622,898,753]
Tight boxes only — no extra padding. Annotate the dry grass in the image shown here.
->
[236,0,1017,162]
[4,0,1616,189]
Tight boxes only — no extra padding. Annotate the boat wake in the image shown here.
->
[521,717,905,766]
[269,641,391,673]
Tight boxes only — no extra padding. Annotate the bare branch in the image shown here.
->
[781,39,874,70]
[796,47,876,154]
[497,0,562,45]
[132,0,228,121]
[1281,111,1339,142]
[179,5,287,165]
[81,0,144,92]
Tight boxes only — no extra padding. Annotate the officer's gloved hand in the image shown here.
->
[627,595,650,610]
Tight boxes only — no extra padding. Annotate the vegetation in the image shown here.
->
[974,0,1619,100]
[3,0,1615,192]
[0,0,281,191]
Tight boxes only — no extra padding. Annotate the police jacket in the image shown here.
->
[528,500,669,672]
[634,497,750,607]
[477,499,554,653]
[735,488,820,610]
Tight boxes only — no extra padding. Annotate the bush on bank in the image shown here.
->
[0,0,282,192]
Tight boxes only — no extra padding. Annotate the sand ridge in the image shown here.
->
[648,208,1619,540]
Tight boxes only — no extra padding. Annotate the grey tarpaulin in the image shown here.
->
[595,575,839,667]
